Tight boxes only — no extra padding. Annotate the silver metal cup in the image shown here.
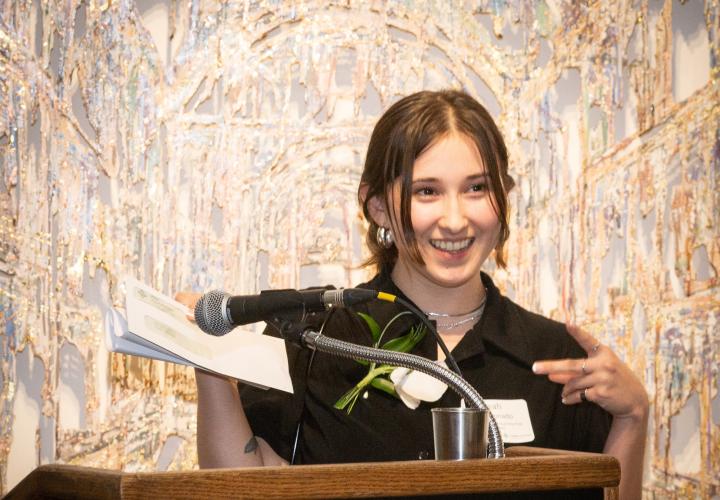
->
[431,407,489,460]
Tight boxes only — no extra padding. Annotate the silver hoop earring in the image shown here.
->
[376,226,394,249]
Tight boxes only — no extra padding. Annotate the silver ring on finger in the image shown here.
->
[580,387,589,403]
[591,342,601,353]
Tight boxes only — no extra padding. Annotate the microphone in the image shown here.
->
[194,287,385,336]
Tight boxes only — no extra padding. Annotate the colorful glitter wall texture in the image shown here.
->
[0,0,718,496]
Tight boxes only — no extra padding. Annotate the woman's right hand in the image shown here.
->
[175,292,201,321]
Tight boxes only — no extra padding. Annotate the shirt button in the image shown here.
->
[418,450,430,460]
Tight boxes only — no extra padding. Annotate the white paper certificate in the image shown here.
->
[123,278,293,393]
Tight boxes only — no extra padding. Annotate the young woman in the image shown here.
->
[179,90,648,499]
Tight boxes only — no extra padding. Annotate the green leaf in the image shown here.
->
[381,325,426,353]
[376,311,414,346]
[356,312,382,344]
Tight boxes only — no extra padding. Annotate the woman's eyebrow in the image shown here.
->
[467,173,489,181]
[411,177,440,183]
[411,173,489,183]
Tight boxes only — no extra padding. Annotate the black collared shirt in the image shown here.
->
[241,271,611,465]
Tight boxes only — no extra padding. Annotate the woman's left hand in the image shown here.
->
[532,324,648,420]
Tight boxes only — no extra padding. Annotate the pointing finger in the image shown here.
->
[532,358,584,375]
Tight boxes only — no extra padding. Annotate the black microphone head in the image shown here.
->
[195,290,233,336]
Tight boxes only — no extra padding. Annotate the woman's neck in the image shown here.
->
[389,263,487,316]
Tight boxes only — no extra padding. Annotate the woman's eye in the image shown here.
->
[415,186,436,196]
[469,183,488,193]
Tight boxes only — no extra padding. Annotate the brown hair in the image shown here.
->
[359,89,515,271]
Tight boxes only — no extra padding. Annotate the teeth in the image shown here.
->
[431,238,472,252]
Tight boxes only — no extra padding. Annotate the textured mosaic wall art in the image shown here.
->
[0,0,718,496]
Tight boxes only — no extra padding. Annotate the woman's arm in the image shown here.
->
[602,405,648,500]
[175,292,286,468]
[195,368,287,468]
[533,325,649,500]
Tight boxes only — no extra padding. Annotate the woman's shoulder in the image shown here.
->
[501,296,565,336]
[483,275,585,360]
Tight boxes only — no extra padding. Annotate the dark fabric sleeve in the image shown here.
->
[238,316,321,462]
[237,306,336,462]
[238,343,307,462]
[507,303,613,454]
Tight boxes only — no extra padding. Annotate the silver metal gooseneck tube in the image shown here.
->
[302,330,505,459]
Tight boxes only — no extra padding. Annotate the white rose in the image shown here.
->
[389,361,449,410]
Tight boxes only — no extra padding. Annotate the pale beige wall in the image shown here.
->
[1,0,718,496]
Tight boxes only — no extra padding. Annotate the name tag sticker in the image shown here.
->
[484,399,535,443]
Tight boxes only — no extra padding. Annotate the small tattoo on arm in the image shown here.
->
[244,436,259,454]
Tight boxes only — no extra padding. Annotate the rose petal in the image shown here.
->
[390,364,448,403]
[389,366,411,384]
[390,368,421,409]
[396,387,421,409]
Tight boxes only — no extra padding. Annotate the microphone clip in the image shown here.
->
[266,317,314,347]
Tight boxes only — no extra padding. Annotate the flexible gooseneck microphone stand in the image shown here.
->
[194,291,505,459]
[282,322,505,459]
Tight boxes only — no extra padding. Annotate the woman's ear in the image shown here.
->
[503,173,516,193]
[359,184,390,227]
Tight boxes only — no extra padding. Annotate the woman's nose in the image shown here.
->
[439,196,466,232]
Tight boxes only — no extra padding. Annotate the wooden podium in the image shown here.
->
[6,446,619,499]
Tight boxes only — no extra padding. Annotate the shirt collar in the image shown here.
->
[364,268,535,368]
[443,273,536,369]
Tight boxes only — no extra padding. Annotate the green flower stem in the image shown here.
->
[334,365,395,413]
[370,377,398,397]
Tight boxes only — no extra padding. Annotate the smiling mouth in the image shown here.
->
[430,238,474,252]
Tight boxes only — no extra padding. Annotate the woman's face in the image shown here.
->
[386,133,501,292]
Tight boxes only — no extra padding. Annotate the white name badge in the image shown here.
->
[484,399,535,443]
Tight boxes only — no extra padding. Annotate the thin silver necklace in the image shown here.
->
[425,291,487,330]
